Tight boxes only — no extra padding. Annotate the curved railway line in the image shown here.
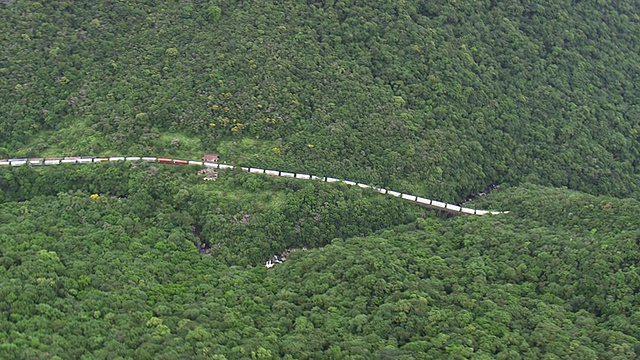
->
[0,156,508,215]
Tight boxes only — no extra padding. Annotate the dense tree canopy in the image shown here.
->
[1,0,640,201]
[2,0,640,358]
[2,168,640,359]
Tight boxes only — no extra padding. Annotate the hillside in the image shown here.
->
[2,0,640,201]
[1,169,640,359]
[2,0,640,359]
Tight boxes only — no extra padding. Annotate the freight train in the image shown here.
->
[0,156,508,216]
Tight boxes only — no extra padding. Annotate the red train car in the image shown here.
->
[173,159,188,165]
[158,158,172,164]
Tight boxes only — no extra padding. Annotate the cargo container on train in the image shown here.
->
[0,155,508,215]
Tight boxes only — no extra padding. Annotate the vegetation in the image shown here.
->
[0,163,416,265]
[2,0,640,201]
[2,0,640,359]
[2,168,640,359]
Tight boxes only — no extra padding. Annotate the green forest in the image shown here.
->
[2,0,640,358]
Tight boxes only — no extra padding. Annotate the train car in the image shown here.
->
[141,157,157,162]
[158,158,172,164]
[0,160,10,166]
[401,194,417,201]
[172,159,189,165]
[461,207,475,215]
[28,158,44,165]
[10,159,27,166]
[445,204,462,212]
[44,158,62,165]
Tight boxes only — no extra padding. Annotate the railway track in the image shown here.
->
[0,156,508,215]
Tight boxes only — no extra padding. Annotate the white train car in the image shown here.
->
[387,191,402,198]
[445,204,461,212]
[44,158,62,165]
[401,194,417,201]
[10,159,27,166]
[60,157,81,164]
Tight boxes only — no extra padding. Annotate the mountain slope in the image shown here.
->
[1,0,639,201]
[1,176,639,359]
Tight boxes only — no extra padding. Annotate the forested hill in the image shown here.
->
[2,166,640,358]
[2,0,640,201]
[4,1,640,358]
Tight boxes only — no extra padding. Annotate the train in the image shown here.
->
[0,156,508,216]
